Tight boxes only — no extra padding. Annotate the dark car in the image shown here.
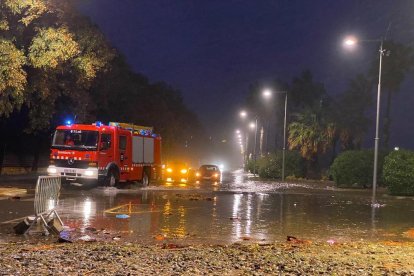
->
[196,165,221,182]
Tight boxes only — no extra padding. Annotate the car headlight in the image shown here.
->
[180,169,188,174]
[47,166,57,174]
[214,173,219,177]
[84,169,96,176]
[167,168,173,173]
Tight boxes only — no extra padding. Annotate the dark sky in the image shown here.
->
[80,0,414,149]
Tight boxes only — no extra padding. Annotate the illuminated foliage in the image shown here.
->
[0,39,27,115]
[29,27,79,69]
[0,0,113,131]
[3,0,47,26]
[288,110,330,161]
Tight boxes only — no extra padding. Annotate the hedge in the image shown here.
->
[383,149,414,196]
[248,151,305,179]
[330,150,385,188]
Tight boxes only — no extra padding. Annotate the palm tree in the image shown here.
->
[288,108,334,177]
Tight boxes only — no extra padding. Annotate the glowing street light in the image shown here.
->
[342,35,385,205]
[249,122,256,129]
[343,36,357,47]
[262,89,272,99]
[240,110,247,118]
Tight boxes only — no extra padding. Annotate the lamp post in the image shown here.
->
[344,36,384,205]
[235,129,247,168]
[252,119,258,176]
[239,110,259,176]
[263,89,288,181]
[248,120,258,176]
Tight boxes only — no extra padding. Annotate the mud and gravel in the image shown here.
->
[1,239,414,275]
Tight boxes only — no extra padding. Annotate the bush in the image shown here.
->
[383,149,414,196]
[245,158,259,174]
[330,150,386,188]
[257,151,305,179]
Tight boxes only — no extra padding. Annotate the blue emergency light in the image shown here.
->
[66,120,72,126]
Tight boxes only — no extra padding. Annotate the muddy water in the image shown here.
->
[1,170,414,243]
[55,170,414,244]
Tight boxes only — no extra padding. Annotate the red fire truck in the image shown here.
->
[47,121,162,187]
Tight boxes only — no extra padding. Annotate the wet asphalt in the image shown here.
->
[1,170,414,244]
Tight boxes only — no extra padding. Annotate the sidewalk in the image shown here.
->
[0,172,42,187]
[0,172,40,181]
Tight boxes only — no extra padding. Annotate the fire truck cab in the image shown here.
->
[47,121,161,187]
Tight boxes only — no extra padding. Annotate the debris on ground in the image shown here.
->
[0,241,413,274]
[175,193,215,201]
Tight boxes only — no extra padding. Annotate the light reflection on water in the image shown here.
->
[53,170,414,243]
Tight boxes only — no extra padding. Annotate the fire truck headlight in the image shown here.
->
[47,166,57,174]
[84,169,97,176]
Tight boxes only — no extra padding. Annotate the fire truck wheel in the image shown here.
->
[106,170,119,187]
[142,171,149,187]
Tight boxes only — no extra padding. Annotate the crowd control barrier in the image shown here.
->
[23,176,64,235]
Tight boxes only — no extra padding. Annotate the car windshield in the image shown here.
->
[200,165,219,171]
[168,162,187,168]
[52,130,99,150]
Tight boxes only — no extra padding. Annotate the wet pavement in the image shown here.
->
[1,169,414,244]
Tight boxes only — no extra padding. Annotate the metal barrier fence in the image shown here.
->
[27,176,64,234]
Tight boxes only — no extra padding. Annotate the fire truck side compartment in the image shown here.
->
[143,137,154,163]
[132,136,144,163]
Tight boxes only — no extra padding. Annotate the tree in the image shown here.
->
[0,0,114,131]
[288,108,334,178]
[335,74,373,150]
[89,56,204,161]
[0,0,114,171]
[289,70,326,113]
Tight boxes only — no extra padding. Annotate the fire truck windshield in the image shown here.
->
[52,130,99,150]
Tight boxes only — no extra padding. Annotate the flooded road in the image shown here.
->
[1,169,414,244]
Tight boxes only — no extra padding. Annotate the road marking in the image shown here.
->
[104,203,199,214]
[0,188,27,197]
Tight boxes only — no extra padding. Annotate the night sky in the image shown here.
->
[80,0,414,149]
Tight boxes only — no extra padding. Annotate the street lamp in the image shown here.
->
[239,110,259,176]
[263,89,288,181]
[249,120,258,176]
[343,36,384,205]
